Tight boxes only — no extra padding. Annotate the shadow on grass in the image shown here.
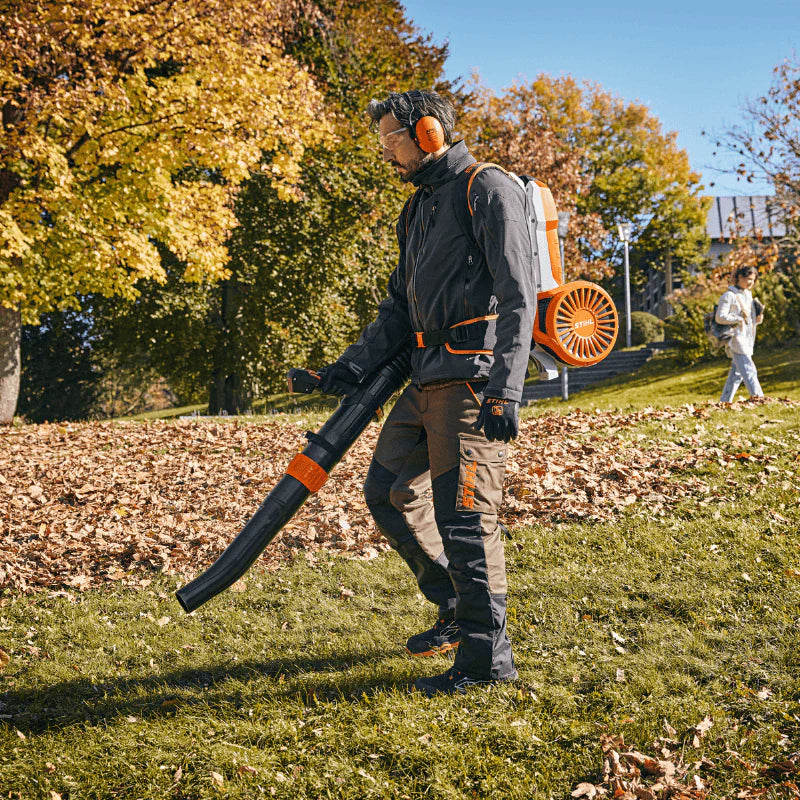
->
[4,646,414,735]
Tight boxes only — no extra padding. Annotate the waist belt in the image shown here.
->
[412,316,497,349]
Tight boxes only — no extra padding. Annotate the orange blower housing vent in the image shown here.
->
[533,280,618,367]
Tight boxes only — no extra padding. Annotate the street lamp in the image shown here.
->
[557,212,571,262]
[617,222,633,348]
[557,212,571,400]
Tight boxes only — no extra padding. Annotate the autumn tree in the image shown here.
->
[716,55,800,320]
[0,0,328,423]
[719,56,800,227]
[97,0,450,413]
[460,75,709,287]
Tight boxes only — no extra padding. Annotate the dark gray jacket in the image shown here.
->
[340,140,535,402]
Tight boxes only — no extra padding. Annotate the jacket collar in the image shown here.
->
[411,140,476,190]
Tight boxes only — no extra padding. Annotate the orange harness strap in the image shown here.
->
[465,162,511,216]
[413,314,498,348]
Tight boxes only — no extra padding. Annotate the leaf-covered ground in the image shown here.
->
[2,396,800,799]
[1,397,796,594]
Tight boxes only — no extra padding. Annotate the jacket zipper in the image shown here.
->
[464,254,473,318]
[411,198,438,329]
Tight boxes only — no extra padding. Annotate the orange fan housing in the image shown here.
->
[533,281,618,367]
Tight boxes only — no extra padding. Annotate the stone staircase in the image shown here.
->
[521,345,655,405]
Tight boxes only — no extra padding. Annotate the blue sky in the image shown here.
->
[400,0,798,196]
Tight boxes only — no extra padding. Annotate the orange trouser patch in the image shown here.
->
[460,460,478,509]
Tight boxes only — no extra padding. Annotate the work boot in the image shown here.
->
[413,666,518,697]
[405,617,460,657]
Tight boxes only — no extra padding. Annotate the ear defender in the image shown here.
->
[403,90,446,153]
[414,116,445,153]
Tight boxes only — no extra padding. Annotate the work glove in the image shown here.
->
[317,362,361,397]
[474,396,519,443]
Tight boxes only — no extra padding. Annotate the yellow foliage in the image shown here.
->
[1,0,332,322]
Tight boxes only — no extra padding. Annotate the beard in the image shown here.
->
[391,152,434,183]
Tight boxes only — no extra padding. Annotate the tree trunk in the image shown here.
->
[0,306,21,425]
[207,279,248,415]
[665,251,673,297]
[660,251,674,318]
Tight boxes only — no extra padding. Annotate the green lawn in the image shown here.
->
[129,345,800,425]
[3,354,800,799]
[528,345,800,414]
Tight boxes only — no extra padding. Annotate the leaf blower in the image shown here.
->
[175,349,411,613]
[177,171,618,612]
[465,163,619,381]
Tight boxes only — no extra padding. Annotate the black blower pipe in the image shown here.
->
[175,350,411,613]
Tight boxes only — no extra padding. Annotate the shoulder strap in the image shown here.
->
[464,162,511,216]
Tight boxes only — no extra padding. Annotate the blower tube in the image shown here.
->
[175,350,411,613]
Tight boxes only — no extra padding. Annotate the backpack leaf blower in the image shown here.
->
[465,164,619,380]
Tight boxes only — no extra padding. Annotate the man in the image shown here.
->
[316,90,534,696]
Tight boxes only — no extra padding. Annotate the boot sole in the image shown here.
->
[405,641,459,657]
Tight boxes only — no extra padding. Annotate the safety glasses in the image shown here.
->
[378,126,408,150]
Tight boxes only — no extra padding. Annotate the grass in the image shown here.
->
[126,345,800,426]
[124,391,340,423]
[529,345,800,413]
[3,355,800,799]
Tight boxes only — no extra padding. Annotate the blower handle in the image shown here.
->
[287,368,322,395]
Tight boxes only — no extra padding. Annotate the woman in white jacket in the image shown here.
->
[715,265,765,402]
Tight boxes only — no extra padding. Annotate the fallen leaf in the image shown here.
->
[692,716,714,747]
[0,648,10,669]
[572,782,599,798]
[237,765,258,776]
[210,771,224,790]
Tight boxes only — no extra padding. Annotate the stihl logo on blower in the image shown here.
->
[465,164,619,380]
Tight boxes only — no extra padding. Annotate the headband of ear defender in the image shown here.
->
[403,90,445,153]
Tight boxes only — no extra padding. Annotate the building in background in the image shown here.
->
[634,195,786,319]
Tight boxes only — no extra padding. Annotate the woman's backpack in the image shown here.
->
[703,305,736,350]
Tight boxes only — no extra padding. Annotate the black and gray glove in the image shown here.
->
[474,396,519,443]
[317,362,361,397]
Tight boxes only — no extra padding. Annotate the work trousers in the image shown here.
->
[363,380,516,681]
[720,352,764,402]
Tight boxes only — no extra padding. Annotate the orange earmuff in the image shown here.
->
[414,115,445,153]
